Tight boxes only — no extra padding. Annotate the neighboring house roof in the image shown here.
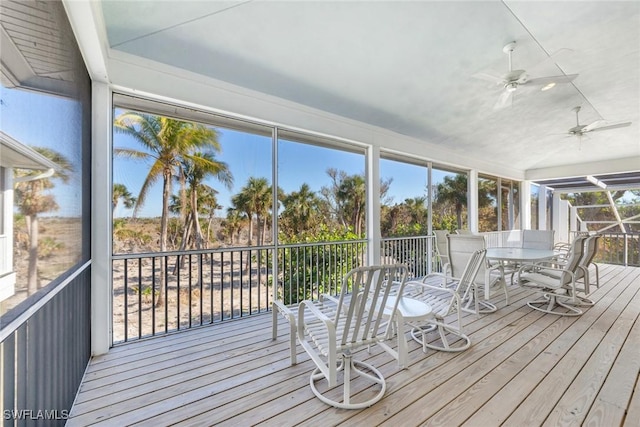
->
[0,130,59,171]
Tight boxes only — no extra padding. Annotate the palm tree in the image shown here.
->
[281,183,321,237]
[224,208,246,245]
[180,150,232,249]
[233,177,272,246]
[112,183,137,216]
[435,174,468,230]
[14,147,72,294]
[230,192,254,245]
[321,169,392,237]
[114,112,222,306]
[404,196,429,225]
[324,169,366,236]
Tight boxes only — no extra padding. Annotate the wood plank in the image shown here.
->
[585,304,640,426]
[543,275,640,425]
[462,264,638,426]
[138,284,535,426]
[500,267,640,426]
[623,372,640,427]
[264,294,548,426]
[64,265,640,427]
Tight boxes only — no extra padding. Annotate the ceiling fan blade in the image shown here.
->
[526,73,578,86]
[582,120,606,132]
[586,121,632,133]
[494,89,512,109]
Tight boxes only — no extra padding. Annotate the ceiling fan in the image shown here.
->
[567,105,632,140]
[473,41,579,109]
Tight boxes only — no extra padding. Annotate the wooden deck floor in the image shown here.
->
[68,264,640,426]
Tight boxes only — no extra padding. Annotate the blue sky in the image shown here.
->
[1,85,83,217]
[1,84,437,220]
[0,88,459,220]
[113,114,439,219]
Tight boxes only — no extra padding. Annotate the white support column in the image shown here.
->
[2,167,14,273]
[366,145,381,266]
[553,194,570,243]
[91,81,112,355]
[0,167,16,303]
[519,180,531,230]
[468,169,479,233]
[538,185,547,230]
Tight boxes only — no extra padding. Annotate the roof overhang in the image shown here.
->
[0,131,59,171]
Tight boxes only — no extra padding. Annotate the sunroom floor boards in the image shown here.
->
[68,263,640,426]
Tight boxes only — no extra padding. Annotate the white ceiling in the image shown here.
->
[86,1,640,181]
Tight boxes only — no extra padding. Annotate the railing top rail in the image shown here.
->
[112,239,369,260]
[278,239,367,249]
[1,260,91,342]
[381,235,432,242]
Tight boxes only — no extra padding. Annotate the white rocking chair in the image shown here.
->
[297,264,408,409]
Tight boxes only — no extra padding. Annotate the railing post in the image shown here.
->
[624,234,629,267]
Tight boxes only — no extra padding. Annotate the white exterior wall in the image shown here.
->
[0,166,15,302]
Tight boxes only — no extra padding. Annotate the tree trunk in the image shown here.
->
[156,171,171,307]
[247,213,254,246]
[27,215,39,295]
[192,190,206,250]
[174,212,193,273]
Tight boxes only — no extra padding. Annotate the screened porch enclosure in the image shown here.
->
[1,1,639,425]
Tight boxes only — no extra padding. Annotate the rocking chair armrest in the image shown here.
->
[409,281,462,323]
[297,299,336,341]
[410,281,458,297]
[320,293,340,305]
[421,271,459,288]
[418,272,445,282]
[406,274,450,292]
[298,299,333,323]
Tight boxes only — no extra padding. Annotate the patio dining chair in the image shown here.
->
[575,234,601,294]
[522,229,555,249]
[445,234,508,313]
[404,248,486,353]
[503,229,555,283]
[297,264,408,409]
[517,235,592,316]
[433,230,450,274]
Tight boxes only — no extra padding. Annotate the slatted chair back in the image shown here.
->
[522,229,555,250]
[297,264,409,409]
[333,264,407,345]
